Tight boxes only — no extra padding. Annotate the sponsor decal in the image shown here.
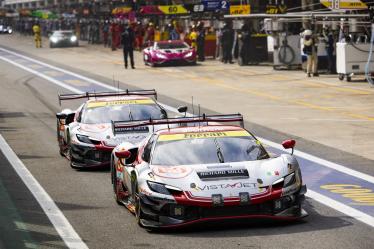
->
[267,171,280,176]
[113,126,149,134]
[320,0,367,10]
[158,130,250,141]
[321,184,374,206]
[197,169,249,180]
[87,99,154,108]
[152,166,192,178]
[158,5,189,14]
[191,182,256,191]
[229,4,250,15]
[206,164,232,169]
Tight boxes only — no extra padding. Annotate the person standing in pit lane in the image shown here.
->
[121,22,135,69]
[32,21,42,48]
[189,25,198,50]
[302,29,319,77]
[197,22,205,62]
[221,22,234,64]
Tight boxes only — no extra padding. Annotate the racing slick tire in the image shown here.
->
[56,120,64,157]
[111,159,123,205]
[132,177,145,227]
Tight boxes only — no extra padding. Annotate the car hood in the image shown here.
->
[149,156,291,198]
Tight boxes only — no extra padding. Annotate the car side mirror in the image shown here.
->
[177,106,188,117]
[282,139,296,155]
[116,149,138,165]
[56,113,67,120]
[115,150,131,159]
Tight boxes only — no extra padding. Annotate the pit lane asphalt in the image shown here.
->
[0,49,374,248]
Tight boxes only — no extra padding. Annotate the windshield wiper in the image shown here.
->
[128,106,134,121]
[214,138,225,163]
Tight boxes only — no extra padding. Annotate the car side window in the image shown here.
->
[142,135,156,163]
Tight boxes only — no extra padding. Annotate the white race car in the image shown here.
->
[111,114,307,229]
[56,90,167,169]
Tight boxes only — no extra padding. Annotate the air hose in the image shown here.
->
[278,37,295,65]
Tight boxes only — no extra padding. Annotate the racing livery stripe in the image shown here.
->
[158,130,251,141]
[86,99,155,108]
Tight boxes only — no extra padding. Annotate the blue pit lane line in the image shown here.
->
[1,47,374,227]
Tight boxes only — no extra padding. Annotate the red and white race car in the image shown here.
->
[143,40,197,67]
[111,114,307,229]
[56,90,167,169]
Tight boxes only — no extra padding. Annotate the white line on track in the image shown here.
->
[307,190,374,227]
[1,46,374,228]
[0,135,89,249]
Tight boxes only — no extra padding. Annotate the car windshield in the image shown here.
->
[81,102,164,124]
[53,31,74,36]
[151,133,269,166]
[156,42,188,49]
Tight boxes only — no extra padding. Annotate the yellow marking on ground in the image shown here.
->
[321,184,374,206]
[44,70,64,77]
[179,73,374,122]
[292,100,334,111]
[28,64,43,69]
[64,79,89,87]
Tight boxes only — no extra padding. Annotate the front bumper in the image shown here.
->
[138,185,307,228]
[152,57,196,66]
[50,40,78,47]
[70,143,113,168]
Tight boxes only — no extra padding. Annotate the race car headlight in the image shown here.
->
[147,181,170,195]
[147,181,182,195]
[76,134,92,144]
[70,36,77,42]
[272,172,296,189]
[50,37,58,43]
[283,172,296,188]
[184,51,193,58]
[75,134,101,145]
[156,53,167,59]
[8,29,12,34]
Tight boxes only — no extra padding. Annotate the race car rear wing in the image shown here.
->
[58,89,157,105]
[112,114,244,135]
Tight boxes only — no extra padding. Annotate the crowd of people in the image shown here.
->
[11,17,342,76]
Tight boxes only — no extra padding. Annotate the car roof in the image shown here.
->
[156,125,245,135]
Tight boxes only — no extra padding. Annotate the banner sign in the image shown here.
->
[202,0,230,11]
[140,6,163,15]
[229,5,250,15]
[158,5,189,15]
[112,7,132,15]
[266,5,287,14]
[320,0,368,10]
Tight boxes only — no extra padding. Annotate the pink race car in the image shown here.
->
[143,40,197,67]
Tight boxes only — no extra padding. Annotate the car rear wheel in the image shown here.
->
[132,179,144,226]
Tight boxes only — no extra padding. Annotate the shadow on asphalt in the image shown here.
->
[149,198,352,236]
